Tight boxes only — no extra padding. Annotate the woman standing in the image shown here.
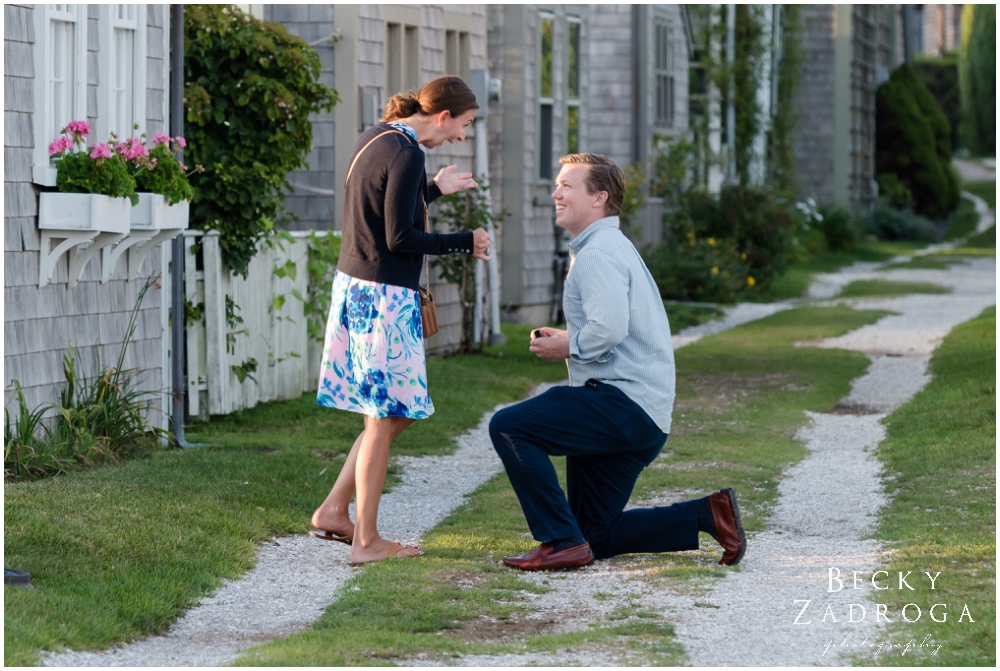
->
[312,76,492,565]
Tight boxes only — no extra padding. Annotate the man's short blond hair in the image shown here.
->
[558,153,626,217]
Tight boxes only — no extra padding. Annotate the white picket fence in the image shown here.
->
[183,230,330,418]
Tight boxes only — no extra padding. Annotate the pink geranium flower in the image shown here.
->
[121,137,149,161]
[64,120,91,137]
[152,132,171,147]
[89,143,113,160]
[174,136,187,148]
[48,136,73,156]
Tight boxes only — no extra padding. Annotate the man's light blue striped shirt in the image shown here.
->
[563,216,675,433]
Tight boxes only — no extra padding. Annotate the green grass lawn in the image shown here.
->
[665,302,725,333]
[962,180,996,210]
[2,323,567,667]
[837,280,951,299]
[764,242,922,301]
[881,256,965,271]
[860,306,996,667]
[233,305,888,666]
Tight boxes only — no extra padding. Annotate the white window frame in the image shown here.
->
[32,4,89,186]
[537,12,555,183]
[654,15,676,128]
[566,16,582,154]
[97,4,147,145]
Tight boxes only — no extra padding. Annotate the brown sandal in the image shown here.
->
[309,529,354,546]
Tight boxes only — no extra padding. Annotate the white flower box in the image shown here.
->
[38,192,131,234]
[37,193,133,287]
[131,193,191,231]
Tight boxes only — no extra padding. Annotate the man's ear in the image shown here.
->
[592,191,609,209]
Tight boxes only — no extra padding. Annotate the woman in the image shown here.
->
[312,76,492,566]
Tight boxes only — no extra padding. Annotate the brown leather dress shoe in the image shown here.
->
[502,542,595,571]
[708,488,747,565]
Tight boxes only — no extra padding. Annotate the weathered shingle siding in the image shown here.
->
[587,6,633,167]
[265,3,336,232]
[791,4,837,205]
[4,6,168,427]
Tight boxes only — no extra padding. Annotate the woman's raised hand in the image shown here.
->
[472,228,492,261]
[433,165,478,195]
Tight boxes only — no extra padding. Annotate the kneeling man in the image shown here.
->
[489,153,746,571]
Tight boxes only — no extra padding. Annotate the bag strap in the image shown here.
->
[344,127,432,293]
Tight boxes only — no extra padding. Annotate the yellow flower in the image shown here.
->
[707,237,716,246]
[747,276,756,287]
[740,252,747,260]
[711,266,719,275]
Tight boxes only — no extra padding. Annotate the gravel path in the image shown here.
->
[43,249,994,667]
[42,384,562,668]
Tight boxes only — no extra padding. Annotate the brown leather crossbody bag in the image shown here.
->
[345,129,439,338]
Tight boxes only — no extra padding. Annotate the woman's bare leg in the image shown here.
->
[311,425,366,535]
[349,415,419,564]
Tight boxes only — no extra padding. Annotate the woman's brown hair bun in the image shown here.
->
[382,76,480,122]
[383,91,423,121]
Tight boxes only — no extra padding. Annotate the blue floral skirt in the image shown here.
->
[316,271,434,419]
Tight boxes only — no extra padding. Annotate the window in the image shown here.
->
[96,5,147,144]
[404,26,419,90]
[32,4,88,184]
[538,14,554,180]
[445,29,471,82]
[386,22,420,96]
[386,23,402,95]
[111,6,138,137]
[566,18,581,154]
[654,18,675,127]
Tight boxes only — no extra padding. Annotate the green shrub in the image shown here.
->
[875,65,960,219]
[959,5,996,155]
[913,57,961,152]
[645,185,795,301]
[4,280,169,480]
[184,5,339,276]
[643,227,747,303]
[815,204,858,253]
[875,173,913,209]
[684,185,796,290]
[863,202,939,242]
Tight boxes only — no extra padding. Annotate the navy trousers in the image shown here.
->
[489,379,700,560]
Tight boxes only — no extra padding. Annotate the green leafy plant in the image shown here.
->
[959,5,996,155]
[620,164,649,233]
[183,4,339,276]
[302,231,342,342]
[644,224,747,303]
[431,186,507,352]
[49,121,139,205]
[913,55,961,152]
[768,5,802,193]
[875,64,960,219]
[815,204,858,253]
[863,202,939,242]
[4,279,169,480]
[875,173,914,209]
[650,134,696,207]
[130,133,201,205]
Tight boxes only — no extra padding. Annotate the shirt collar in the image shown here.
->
[568,216,620,251]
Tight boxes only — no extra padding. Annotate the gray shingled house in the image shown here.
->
[4,4,173,426]
[488,4,692,325]
[267,3,489,354]
[791,5,902,212]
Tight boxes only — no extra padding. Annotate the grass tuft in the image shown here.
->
[838,279,951,298]
[860,307,995,666]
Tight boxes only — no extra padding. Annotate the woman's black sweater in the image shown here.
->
[336,123,475,290]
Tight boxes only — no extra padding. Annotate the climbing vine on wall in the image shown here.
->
[183,4,339,277]
[768,5,803,194]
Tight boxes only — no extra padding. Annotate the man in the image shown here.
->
[489,153,746,571]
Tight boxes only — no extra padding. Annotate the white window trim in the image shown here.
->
[32,4,89,186]
[96,4,148,145]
